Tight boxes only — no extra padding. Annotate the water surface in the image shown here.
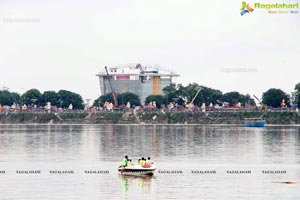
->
[0,124,299,199]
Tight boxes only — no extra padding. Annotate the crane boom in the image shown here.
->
[191,87,202,104]
[105,66,118,108]
[253,94,267,109]
[253,95,262,104]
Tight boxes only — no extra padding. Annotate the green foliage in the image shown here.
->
[40,91,61,106]
[117,92,141,106]
[19,89,84,109]
[177,83,199,104]
[163,84,184,105]
[93,93,114,107]
[262,88,290,108]
[195,86,223,105]
[21,89,42,105]
[57,90,84,109]
[60,112,88,119]
[10,92,21,105]
[93,92,141,107]
[294,82,300,107]
[162,83,255,107]
[222,92,240,106]
[0,90,21,106]
[93,112,123,123]
[164,83,224,106]
[144,95,165,108]
[222,92,255,106]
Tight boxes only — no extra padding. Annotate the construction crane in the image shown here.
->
[190,87,202,105]
[187,87,202,110]
[253,95,267,109]
[105,66,118,108]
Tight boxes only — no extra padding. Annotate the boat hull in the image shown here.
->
[244,121,266,127]
[118,166,156,176]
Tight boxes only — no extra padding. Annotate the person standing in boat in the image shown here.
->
[146,157,153,165]
[121,155,128,167]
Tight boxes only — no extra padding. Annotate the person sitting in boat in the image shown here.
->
[121,155,128,167]
[139,157,146,166]
[127,159,133,167]
[146,157,153,165]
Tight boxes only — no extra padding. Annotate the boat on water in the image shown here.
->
[118,165,157,176]
[244,118,266,127]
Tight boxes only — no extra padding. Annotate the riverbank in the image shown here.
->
[0,111,300,124]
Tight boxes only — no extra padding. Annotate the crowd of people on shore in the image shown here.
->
[121,155,154,168]
[1,99,299,113]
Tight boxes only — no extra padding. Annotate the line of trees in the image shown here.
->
[0,89,84,109]
[1,81,299,110]
[93,83,256,109]
[93,82,300,109]
[145,83,256,108]
[93,92,141,107]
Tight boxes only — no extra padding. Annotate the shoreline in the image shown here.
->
[1,123,300,126]
[0,111,299,125]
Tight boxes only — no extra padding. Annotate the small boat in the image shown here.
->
[118,165,156,176]
[244,118,266,127]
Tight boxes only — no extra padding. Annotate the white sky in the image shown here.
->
[0,0,299,102]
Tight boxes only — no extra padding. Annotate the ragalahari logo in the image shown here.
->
[241,2,254,16]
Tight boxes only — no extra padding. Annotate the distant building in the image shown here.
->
[96,64,179,104]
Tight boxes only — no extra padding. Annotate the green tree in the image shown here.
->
[0,90,14,105]
[40,91,60,106]
[117,92,141,106]
[221,91,255,106]
[222,92,241,106]
[196,86,223,105]
[178,83,200,104]
[262,88,290,108]
[10,92,21,105]
[241,94,256,107]
[21,89,42,105]
[58,90,84,109]
[145,95,165,108]
[93,93,114,107]
[174,83,223,106]
[94,92,141,107]
[294,82,300,107]
[163,84,185,105]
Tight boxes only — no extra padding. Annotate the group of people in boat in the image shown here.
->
[121,155,154,168]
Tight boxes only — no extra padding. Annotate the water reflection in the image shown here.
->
[0,124,84,162]
[0,124,299,165]
[261,127,300,164]
[95,125,300,165]
[120,175,155,200]
[0,124,299,200]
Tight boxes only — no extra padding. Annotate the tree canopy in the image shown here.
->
[161,83,254,107]
[0,90,21,106]
[57,90,84,109]
[163,84,185,105]
[21,89,42,105]
[294,82,300,107]
[93,92,141,107]
[39,91,61,106]
[262,88,290,108]
[222,92,255,106]
[145,95,165,108]
[117,92,141,107]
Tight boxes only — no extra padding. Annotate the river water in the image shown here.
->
[0,124,299,199]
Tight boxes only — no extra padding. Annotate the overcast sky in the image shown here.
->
[0,0,299,102]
